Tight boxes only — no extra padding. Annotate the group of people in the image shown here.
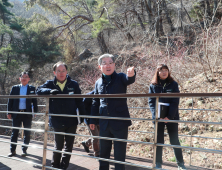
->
[7,53,187,170]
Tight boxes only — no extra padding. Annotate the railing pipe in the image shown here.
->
[152,97,159,168]
[42,97,49,170]
[0,140,43,149]
[0,154,42,167]
[0,93,222,99]
[189,97,194,166]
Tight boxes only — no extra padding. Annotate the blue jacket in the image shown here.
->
[8,84,38,119]
[148,80,180,121]
[36,75,85,129]
[83,90,95,125]
[90,71,136,131]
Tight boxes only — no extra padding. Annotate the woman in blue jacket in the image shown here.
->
[148,64,186,170]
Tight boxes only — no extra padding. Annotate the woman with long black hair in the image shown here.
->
[148,64,187,170]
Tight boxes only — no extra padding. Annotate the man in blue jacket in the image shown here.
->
[7,72,38,157]
[90,54,136,170]
[36,61,85,170]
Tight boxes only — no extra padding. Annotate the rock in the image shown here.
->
[78,49,93,61]
[197,101,203,106]
[216,126,222,132]
[209,125,214,132]
[188,128,198,135]
[186,99,194,106]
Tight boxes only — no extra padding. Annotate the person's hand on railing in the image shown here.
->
[90,124,95,130]
[7,114,12,119]
[50,89,59,95]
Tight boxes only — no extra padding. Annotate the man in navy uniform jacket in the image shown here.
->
[7,72,38,157]
[81,90,100,157]
[36,61,85,170]
[90,54,136,170]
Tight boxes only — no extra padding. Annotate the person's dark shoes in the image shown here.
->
[8,151,16,157]
[81,141,89,153]
[21,151,27,157]
[155,162,162,169]
[178,163,187,170]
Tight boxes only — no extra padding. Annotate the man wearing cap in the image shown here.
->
[7,72,38,157]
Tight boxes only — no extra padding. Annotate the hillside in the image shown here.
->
[1,0,222,169]
[19,45,221,169]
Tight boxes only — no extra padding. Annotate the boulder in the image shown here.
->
[78,49,93,61]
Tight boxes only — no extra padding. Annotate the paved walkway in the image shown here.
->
[0,135,215,170]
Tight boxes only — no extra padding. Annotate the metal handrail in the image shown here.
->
[1,93,222,170]
[0,93,221,98]
[0,140,44,150]
[0,154,43,167]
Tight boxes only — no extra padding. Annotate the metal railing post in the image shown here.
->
[189,97,194,166]
[152,97,159,168]
[42,97,49,170]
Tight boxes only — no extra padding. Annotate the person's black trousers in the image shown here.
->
[99,125,128,170]
[156,122,184,165]
[11,114,32,152]
[51,125,77,169]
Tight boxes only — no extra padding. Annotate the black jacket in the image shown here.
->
[7,84,38,119]
[90,71,136,130]
[36,75,85,128]
[148,80,180,120]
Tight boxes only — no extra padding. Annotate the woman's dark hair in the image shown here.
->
[151,64,174,85]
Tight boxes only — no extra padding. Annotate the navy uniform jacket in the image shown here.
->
[90,71,136,131]
[7,84,38,119]
[36,75,85,129]
[148,80,180,120]
[83,90,95,125]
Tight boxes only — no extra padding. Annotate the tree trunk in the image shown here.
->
[162,0,175,32]
[155,0,164,37]
[206,0,211,17]
[0,13,5,47]
[213,0,218,14]
[97,31,109,54]
[126,32,134,42]
[0,34,4,47]
[180,0,183,28]
[134,8,146,32]
[144,0,152,30]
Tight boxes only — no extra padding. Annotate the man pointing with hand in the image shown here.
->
[90,54,136,170]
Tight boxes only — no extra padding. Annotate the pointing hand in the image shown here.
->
[127,66,135,77]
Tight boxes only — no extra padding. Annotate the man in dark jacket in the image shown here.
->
[81,90,100,157]
[36,61,85,170]
[90,54,136,170]
[7,72,38,157]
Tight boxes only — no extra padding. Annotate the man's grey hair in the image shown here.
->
[98,54,115,65]
[20,72,29,77]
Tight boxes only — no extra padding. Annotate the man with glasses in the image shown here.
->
[90,54,136,170]
[7,72,38,157]
[36,61,85,170]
